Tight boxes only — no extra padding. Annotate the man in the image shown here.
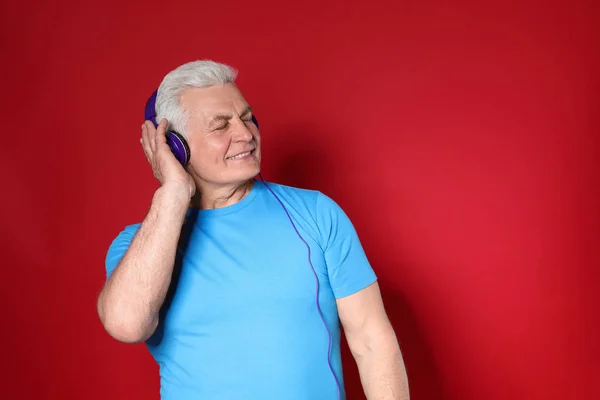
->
[97,60,409,399]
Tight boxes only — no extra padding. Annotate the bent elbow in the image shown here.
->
[97,294,155,344]
[102,318,150,344]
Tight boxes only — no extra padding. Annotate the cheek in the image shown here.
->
[190,137,230,164]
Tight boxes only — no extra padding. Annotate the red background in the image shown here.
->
[2,0,598,399]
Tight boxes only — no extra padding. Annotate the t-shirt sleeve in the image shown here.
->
[105,224,141,279]
[316,192,377,298]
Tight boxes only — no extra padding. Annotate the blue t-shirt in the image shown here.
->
[105,180,377,400]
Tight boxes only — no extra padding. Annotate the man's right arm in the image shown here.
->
[98,186,189,343]
[97,184,190,343]
[98,118,195,343]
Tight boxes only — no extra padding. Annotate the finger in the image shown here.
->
[146,120,158,154]
[141,122,153,160]
[154,118,169,151]
[140,138,150,163]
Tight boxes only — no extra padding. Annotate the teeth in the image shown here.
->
[228,151,251,160]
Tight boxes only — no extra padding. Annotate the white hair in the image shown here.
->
[155,60,238,137]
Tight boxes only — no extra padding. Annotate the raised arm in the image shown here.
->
[97,119,195,343]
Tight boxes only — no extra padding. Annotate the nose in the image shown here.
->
[232,119,255,142]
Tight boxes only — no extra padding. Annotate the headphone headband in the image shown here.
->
[144,89,159,127]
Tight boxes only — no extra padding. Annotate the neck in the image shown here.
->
[191,179,254,210]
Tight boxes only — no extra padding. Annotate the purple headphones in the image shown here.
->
[144,89,259,165]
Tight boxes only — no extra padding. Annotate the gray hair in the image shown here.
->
[155,60,238,137]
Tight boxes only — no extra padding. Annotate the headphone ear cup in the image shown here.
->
[145,89,190,165]
[166,131,191,165]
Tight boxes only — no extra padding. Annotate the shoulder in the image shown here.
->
[111,222,142,242]
[257,180,351,239]
[104,222,141,278]
[258,180,320,202]
[106,222,141,256]
[257,180,344,216]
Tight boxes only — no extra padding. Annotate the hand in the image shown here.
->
[141,119,196,199]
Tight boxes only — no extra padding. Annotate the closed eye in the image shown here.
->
[240,106,253,122]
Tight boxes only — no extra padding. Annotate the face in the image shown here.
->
[179,83,261,189]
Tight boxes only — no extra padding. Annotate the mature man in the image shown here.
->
[97,60,409,399]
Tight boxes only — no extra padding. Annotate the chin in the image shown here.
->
[225,165,261,184]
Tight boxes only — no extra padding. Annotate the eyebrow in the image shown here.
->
[209,106,253,126]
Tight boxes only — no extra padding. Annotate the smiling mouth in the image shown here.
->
[227,149,254,160]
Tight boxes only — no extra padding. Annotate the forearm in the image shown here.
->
[98,185,189,342]
[354,332,410,400]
